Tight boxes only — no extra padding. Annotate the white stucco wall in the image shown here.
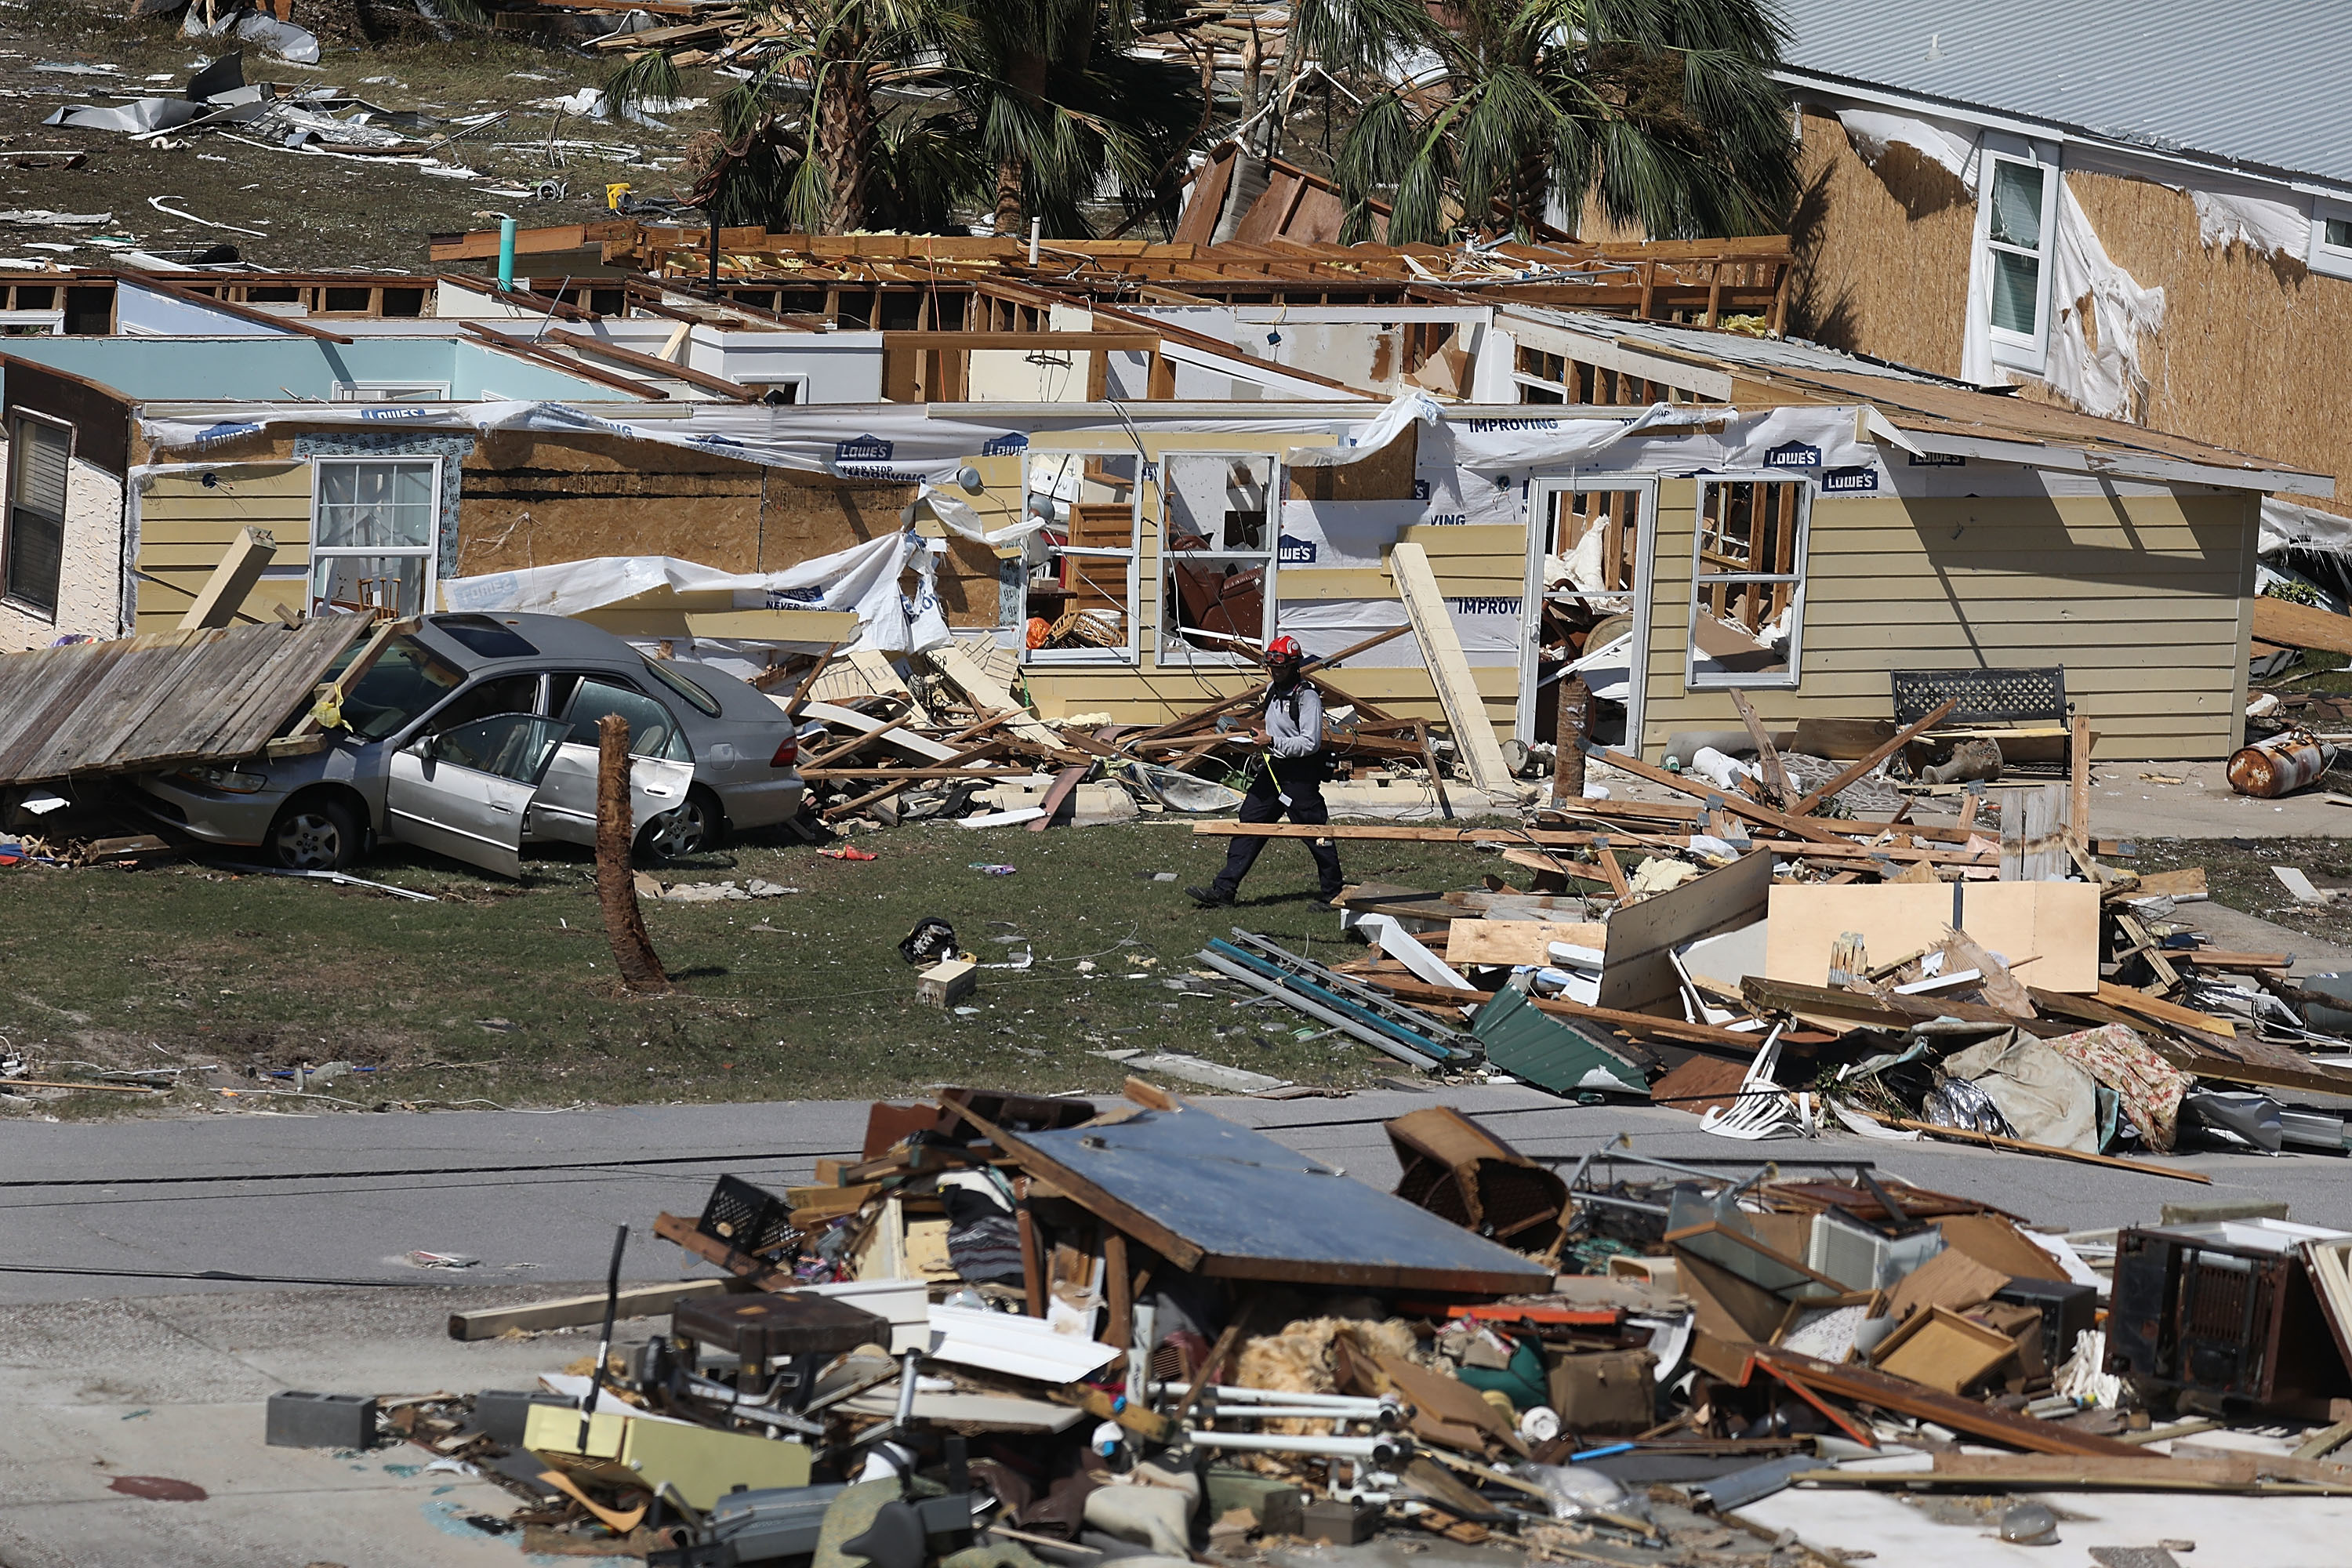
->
[0,448,125,650]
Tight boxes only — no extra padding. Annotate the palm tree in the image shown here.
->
[1303,0,1798,244]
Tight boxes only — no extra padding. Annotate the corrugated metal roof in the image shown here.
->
[1774,0,2352,187]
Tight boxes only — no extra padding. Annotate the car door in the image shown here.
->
[530,676,696,847]
[384,713,572,878]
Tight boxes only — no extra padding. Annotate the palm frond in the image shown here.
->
[599,49,684,117]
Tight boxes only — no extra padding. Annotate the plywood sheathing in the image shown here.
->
[1786,104,2352,518]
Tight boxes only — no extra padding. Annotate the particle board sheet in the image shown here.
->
[1762,883,2100,994]
[1444,918,1608,967]
[980,1102,1555,1294]
[0,615,368,783]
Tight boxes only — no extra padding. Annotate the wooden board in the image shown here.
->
[1388,541,1519,798]
[447,1279,738,1340]
[926,641,1062,746]
[1443,919,1608,967]
[2253,596,2352,656]
[1598,850,1773,1014]
[1762,882,2100,993]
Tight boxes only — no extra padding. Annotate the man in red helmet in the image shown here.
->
[1189,635,1344,908]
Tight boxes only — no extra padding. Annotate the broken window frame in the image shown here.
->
[1156,450,1279,667]
[1022,449,1140,666]
[1974,140,2061,374]
[2,408,70,619]
[2310,196,2352,282]
[1685,475,1812,691]
[308,456,441,619]
[1519,477,1655,746]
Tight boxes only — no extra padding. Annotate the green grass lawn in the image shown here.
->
[0,818,1513,1116]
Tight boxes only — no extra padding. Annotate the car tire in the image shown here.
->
[638,789,726,860]
[268,797,361,871]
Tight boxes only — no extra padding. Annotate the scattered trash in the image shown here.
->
[968,863,1017,876]
[820,846,879,862]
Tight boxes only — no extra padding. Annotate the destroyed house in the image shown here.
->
[0,279,2323,764]
[1772,0,2352,523]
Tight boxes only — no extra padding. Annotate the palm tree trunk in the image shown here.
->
[992,50,1050,235]
[816,50,874,233]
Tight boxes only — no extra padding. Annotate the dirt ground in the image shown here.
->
[3,0,727,270]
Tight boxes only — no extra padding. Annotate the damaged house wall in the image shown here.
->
[0,359,130,648]
[1638,466,2259,763]
[1787,104,2352,519]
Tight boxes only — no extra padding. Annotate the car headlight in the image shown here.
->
[175,766,270,794]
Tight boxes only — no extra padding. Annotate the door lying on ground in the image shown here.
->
[385,713,572,878]
[529,677,696,846]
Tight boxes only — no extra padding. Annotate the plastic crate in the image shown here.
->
[695,1174,800,1258]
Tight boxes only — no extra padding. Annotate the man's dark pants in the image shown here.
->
[1209,762,1343,902]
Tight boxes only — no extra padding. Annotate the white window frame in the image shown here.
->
[1519,477,1657,746]
[308,456,442,619]
[1973,137,2063,374]
[3,407,72,620]
[2309,195,2352,282]
[1684,474,1812,692]
[1022,450,1140,666]
[1155,449,1281,667]
[329,381,451,403]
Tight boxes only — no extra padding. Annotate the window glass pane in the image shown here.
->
[1988,161,2045,249]
[430,715,567,786]
[2326,216,2352,249]
[7,419,67,612]
[317,460,436,550]
[337,635,465,739]
[314,554,426,617]
[563,678,691,761]
[1990,249,2042,335]
[424,675,541,735]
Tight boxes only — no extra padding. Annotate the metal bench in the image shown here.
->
[1891,667,2068,728]
[1891,667,2074,773]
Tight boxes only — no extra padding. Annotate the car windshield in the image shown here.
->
[333,635,466,740]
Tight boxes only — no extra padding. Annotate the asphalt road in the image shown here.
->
[1,1083,2340,1305]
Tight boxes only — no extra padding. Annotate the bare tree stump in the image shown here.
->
[596,714,670,993]
[1552,674,1591,805]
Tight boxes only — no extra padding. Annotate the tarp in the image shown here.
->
[441,535,953,656]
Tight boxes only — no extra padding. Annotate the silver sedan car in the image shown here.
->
[133,612,812,876]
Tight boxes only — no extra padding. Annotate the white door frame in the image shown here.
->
[1517,477,1657,753]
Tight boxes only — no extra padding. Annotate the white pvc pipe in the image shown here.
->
[1185,1430,1405,1460]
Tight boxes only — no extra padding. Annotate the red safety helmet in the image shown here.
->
[1267,635,1305,665]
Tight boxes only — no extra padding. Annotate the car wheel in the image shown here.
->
[269,798,361,871]
[640,790,725,859]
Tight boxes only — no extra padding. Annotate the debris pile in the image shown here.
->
[283,1081,2352,1563]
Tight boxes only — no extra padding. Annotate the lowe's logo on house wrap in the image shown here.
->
[768,586,827,606]
[358,405,438,423]
[1452,597,1521,616]
[1820,465,1879,494]
[981,433,1029,457]
[1764,441,1822,469]
[1908,452,1966,467]
[1276,535,1318,564]
[188,420,265,448]
[1412,479,1432,501]
[835,434,895,464]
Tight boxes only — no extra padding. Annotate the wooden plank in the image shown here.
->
[1886,1119,2211,1183]
[1443,919,1607,967]
[2096,980,2240,1037]
[1029,764,1089,832]
[1787,697,1959,818]
[2252,596,2352,656]
[0,642,129,781]
[1750,1348,2151,1457]
[1726,688,1793,801]
[924,643,1062,746]
[1762,883,2100,993]
[447,1279,739,1341]
[1388,542,1519,798]
[2069,713,2093,844]
[176,528,277,630]
[18,632,206,779]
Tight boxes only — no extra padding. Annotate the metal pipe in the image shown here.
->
[1200,1386,1393,1410]
[1185,1429,1406,1461]
[892,1348,920,1427]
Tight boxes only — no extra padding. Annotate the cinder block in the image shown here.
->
[266,1390,378,1450]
